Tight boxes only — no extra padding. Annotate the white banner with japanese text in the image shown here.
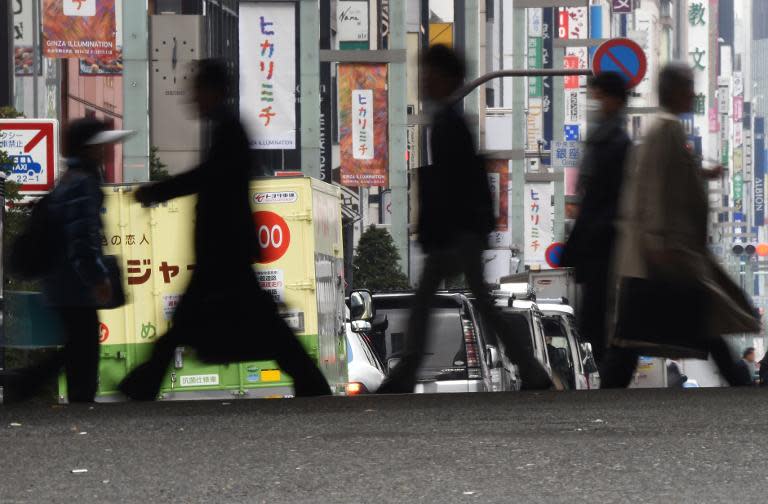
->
[239,2,297,150]
[524,182,555,266]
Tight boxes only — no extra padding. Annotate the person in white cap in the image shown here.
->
[3,118,132,402]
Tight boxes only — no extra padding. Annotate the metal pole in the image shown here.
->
[451,68,592,103]
[0,0,12,107]
[511,7,526,264]
[388,0,408,274]
[0,172,6,392]
[122,0,150,182]
[32,0,39,117]
[299,0,320,179]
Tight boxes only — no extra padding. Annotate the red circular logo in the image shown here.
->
[253,211,291,264]
[99,323,110,343]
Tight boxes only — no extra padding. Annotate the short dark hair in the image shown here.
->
[194,58,231,96]
[658,62,693,109]
[743,347,756,358]
[423,44,466,84]
[588,72,629,104]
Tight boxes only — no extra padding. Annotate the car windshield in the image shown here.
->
[377,307,467,372]
[499,312,536,355]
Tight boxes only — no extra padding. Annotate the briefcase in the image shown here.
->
[98,255,126,310]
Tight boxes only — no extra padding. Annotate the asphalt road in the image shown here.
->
[1,388,768,504]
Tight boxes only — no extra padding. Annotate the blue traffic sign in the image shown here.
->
[592,38,647,89]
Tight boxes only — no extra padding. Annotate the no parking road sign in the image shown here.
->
[592,38,647,89]
[0,119,59,193]
[545,242,566,269]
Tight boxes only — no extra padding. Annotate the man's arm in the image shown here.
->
[135,165,206,205]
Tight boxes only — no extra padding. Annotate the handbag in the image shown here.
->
[98,255,126,310]
[612,276,710,360]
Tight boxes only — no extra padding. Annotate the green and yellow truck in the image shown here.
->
[57,176,347,401]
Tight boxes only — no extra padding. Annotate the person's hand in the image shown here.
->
[134,185,154,205]
[703,165,724,180]
[93,279,113,305]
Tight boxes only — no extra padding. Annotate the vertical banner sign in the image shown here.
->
[755,117,765,227]
[379,0,390,49]
[542,8,554,158]
[487,160,509,232]
[319,0,332,182]
[13,0,39,76]
[42,0,116,59]
[528,9,543,98]
[351,90,374,160]
[687,0,711,159]
[339,64,389,187]
[239,3,297,150]
[565,7,588,88]
[527,98,543,151]
[487,159,511,248]
[79,0,123,75]
[524,183,555,266]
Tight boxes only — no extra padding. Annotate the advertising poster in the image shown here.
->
[239,2,297,150]
[524,182,555,266]
[339,64,389,187]
[13,0,40,76]
[79,0,122,75]
[42,0,116,59]
[487,160,509,232]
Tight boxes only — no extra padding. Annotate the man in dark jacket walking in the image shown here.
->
[378,45,551,393]
[561,72,631,365]
[3,118,131,402]
[118,59,331,400]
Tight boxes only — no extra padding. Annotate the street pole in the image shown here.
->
[511,5,526,264]
[389,0,408,274]
[299,0,321,179]
[0,0,12,108]
[122,0,150,182]
[0,172,6,392]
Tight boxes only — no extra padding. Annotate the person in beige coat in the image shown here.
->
[601,63,760,388]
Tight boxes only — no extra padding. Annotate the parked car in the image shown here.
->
[349,290,511,393]
[345,322,387,395]
[537,302,600,390]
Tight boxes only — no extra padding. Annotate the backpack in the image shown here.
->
[9,195,56,279]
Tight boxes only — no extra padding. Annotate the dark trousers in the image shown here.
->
[600,337,739,388]
[385,235,545,391]
[119,278,331,400]
[3,307,100,403]
[577,264,611,365]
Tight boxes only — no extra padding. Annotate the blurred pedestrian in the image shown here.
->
[758,352,768,386]
[118,59,331,400]
[734,347,757,386]
[561,72,631,365]
[378,45,551,393]
[2,118,132,402]
[601,63,760,388]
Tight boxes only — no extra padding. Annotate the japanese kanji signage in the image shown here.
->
[42,0,116,59]
[239,2,297,150]
[0,119,59,193]
[351,90,374,160]
[524,183,555,266]
[552,141,582,170]
[339,64,389,187]
[687,0,712,160]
